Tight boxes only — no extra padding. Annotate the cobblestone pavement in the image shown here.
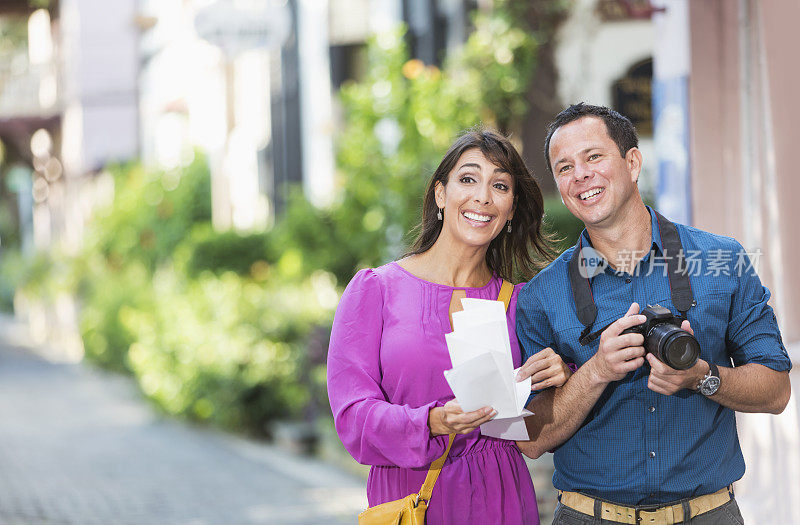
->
[0,318,366,524]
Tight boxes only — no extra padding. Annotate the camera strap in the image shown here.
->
[569,209,695,346]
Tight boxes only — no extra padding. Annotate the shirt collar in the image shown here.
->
[577,205,664,273]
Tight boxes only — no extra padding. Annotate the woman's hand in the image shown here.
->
[428,401,497,436]
[516,348,572,390]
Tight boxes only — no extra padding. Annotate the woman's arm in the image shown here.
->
[327,269,450,468]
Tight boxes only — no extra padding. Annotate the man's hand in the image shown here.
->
[646,320,708,395]
[516,348,572,390]
[428,401,497,436]
[585,302,647,385]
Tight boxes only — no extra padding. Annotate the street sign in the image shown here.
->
[194,0,291,56]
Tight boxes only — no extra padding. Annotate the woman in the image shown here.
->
[327,129,569,524]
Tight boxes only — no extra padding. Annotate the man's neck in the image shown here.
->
[586,203,652,274]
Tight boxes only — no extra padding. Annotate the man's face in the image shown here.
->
[548,116,642,228]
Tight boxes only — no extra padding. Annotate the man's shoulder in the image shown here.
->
[520,246,575,300]
[673,221,744,252]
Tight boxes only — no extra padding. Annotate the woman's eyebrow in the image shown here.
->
[458,162,508,174]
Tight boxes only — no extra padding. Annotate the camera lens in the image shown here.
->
[646,324,700,370]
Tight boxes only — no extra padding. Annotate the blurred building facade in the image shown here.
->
[0,0,139,253]
[136,0,479,231]
[681,1,800,522]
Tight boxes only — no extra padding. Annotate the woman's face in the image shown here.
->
[435,148,515,249]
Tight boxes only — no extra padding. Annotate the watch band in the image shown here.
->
[698,361,721,396]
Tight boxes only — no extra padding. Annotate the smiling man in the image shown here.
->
[514,103,792,525]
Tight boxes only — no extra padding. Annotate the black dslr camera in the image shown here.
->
[621,305,700,370]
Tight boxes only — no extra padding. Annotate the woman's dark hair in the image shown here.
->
[405,127,557,282]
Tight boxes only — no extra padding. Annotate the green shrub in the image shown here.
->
[122,268,337,435]
[85,154,211,273]
[78,260,154,372]
[180,224,276,277]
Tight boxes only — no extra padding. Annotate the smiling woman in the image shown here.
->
[327,128,572,524]
[406,128,557,281]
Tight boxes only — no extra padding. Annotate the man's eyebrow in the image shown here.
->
[457,162,509,174]
[554,147,602,167]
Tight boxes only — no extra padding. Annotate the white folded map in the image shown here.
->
[443,298,532,440]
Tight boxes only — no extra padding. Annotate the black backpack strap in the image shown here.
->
[653,210,695,316]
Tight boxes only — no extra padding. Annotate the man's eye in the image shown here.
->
[588,154,601,161]
[559,165,572,173]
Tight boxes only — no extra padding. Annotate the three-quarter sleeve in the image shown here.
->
[327,269,446,468]
[725,244,792,371]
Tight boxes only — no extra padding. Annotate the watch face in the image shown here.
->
[701,376,721,396]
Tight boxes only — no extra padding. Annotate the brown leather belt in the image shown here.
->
[558,486,733,525]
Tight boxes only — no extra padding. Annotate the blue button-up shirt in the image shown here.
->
[516,207,791,506]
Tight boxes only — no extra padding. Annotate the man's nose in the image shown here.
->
[573,162,592,181]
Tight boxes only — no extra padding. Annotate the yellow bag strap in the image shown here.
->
[418,279,513,503]
[497,279,513,312]
[418,433,455,502]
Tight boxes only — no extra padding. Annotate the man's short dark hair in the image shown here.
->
[544,103,639,176]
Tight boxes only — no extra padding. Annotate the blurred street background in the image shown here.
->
[0,0,797,523]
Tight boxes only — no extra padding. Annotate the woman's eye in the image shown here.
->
[459,175,476,184]
[494,183,509,191]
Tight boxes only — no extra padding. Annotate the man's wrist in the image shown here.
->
[690,359,711,392]
[582,357,611,388]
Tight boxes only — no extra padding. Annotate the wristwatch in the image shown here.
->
[697,362,721,396]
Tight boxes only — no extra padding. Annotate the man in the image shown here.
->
[515,103,791,524]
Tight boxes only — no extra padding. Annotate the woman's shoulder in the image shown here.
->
[342,262,400,296]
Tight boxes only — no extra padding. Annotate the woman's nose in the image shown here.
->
[473,182,492,205]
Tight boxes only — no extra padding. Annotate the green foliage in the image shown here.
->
[179,224,276,278]
[279,19,542,284]
[85,155,211,273]
[543,196,586,253]
[122,268,336,434]
[61,156,333,435]
[78,261,153,372]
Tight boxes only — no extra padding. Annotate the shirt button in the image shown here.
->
[649,451,656,458]
[649,493,655,498]
[625,278,632,284]
[649,406,656,413]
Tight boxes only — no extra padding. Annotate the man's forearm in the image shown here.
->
[707,362,791,414]
[517,364,607,459]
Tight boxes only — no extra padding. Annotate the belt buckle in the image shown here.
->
[634,504,663,523]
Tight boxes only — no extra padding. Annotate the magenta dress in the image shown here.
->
[327,261,539,524]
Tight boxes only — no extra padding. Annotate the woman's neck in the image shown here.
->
[402,234,492,288]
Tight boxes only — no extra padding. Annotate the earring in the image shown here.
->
[506,220,512,233]
[437,208,443,220]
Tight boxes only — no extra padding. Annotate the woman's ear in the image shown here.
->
[434,180,446,209]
